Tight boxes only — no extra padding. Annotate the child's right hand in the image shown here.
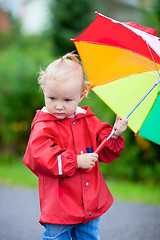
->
[77,153,98,169]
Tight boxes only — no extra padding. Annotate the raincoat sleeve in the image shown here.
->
[97,122,125,163]
[23,123,78,178]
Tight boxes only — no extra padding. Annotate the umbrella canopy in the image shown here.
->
[72,12,160,145]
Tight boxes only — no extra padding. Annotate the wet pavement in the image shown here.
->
[0,186,160,240]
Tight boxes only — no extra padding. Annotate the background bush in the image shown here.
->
[0,0,160,184]
[0,33,52,154]
[48,0,97,56]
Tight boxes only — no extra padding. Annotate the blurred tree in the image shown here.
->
[0,32,52,154]
[152,0,160,33]
[140,0,160,35]
[0,3,160,184]
[49,0,97,56]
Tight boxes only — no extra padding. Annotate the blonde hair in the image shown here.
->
[38,52,89,97]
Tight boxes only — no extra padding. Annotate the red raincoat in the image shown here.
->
[23,106,125,224]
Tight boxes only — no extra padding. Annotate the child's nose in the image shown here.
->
[56,104,63,110]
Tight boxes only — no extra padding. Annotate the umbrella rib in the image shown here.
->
[126,76,160,119]
[133,52,159,77]
[145,42,160,76]
[90,71,155,89]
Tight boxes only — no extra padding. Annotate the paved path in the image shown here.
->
[0,186,160,240]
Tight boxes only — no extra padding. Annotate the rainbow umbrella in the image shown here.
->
[72,12,160,147]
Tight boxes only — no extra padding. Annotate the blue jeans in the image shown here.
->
[42,217,101,240]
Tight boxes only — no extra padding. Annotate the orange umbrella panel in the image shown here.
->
[74,41,160,88]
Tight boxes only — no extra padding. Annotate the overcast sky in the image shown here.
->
[0,0,27,18]
[0,0,50,35]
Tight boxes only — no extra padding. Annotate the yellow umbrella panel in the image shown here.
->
[92,72,159,134]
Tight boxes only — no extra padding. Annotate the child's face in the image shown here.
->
[42,77,84,119]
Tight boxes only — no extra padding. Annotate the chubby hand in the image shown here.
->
[77,153,98,169]
[112,115,128,138]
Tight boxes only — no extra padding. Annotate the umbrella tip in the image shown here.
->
[94,11,99,15]
[155,77,160,85]
[134,130,139,136]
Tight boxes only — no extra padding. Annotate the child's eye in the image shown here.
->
[65,99,72,102]
[50,97,56,101]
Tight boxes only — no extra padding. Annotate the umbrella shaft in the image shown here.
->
[95,129,115,153]
[84,130,115,173]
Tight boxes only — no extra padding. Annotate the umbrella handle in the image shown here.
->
[84,129,115,173]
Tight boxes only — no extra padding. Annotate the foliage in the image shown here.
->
[100,131,160,183]
[154,0,160,17]
[48,0,97,56]
[0,4,160,185]
[152,0,160,33]
[139,0,160,35]
[0,32,53,154]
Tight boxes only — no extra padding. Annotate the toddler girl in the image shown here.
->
[23,53,128,240]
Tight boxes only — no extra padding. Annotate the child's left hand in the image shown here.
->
[112,115,128,138]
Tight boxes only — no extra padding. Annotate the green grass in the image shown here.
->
[0,161,38,189]
[106,179,160,205]
[0,161,160,205]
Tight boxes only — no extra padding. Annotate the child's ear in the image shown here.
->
[41,85,44,92]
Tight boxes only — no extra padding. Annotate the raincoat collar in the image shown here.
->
[31,106,94,129]
[41,106,87,116]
